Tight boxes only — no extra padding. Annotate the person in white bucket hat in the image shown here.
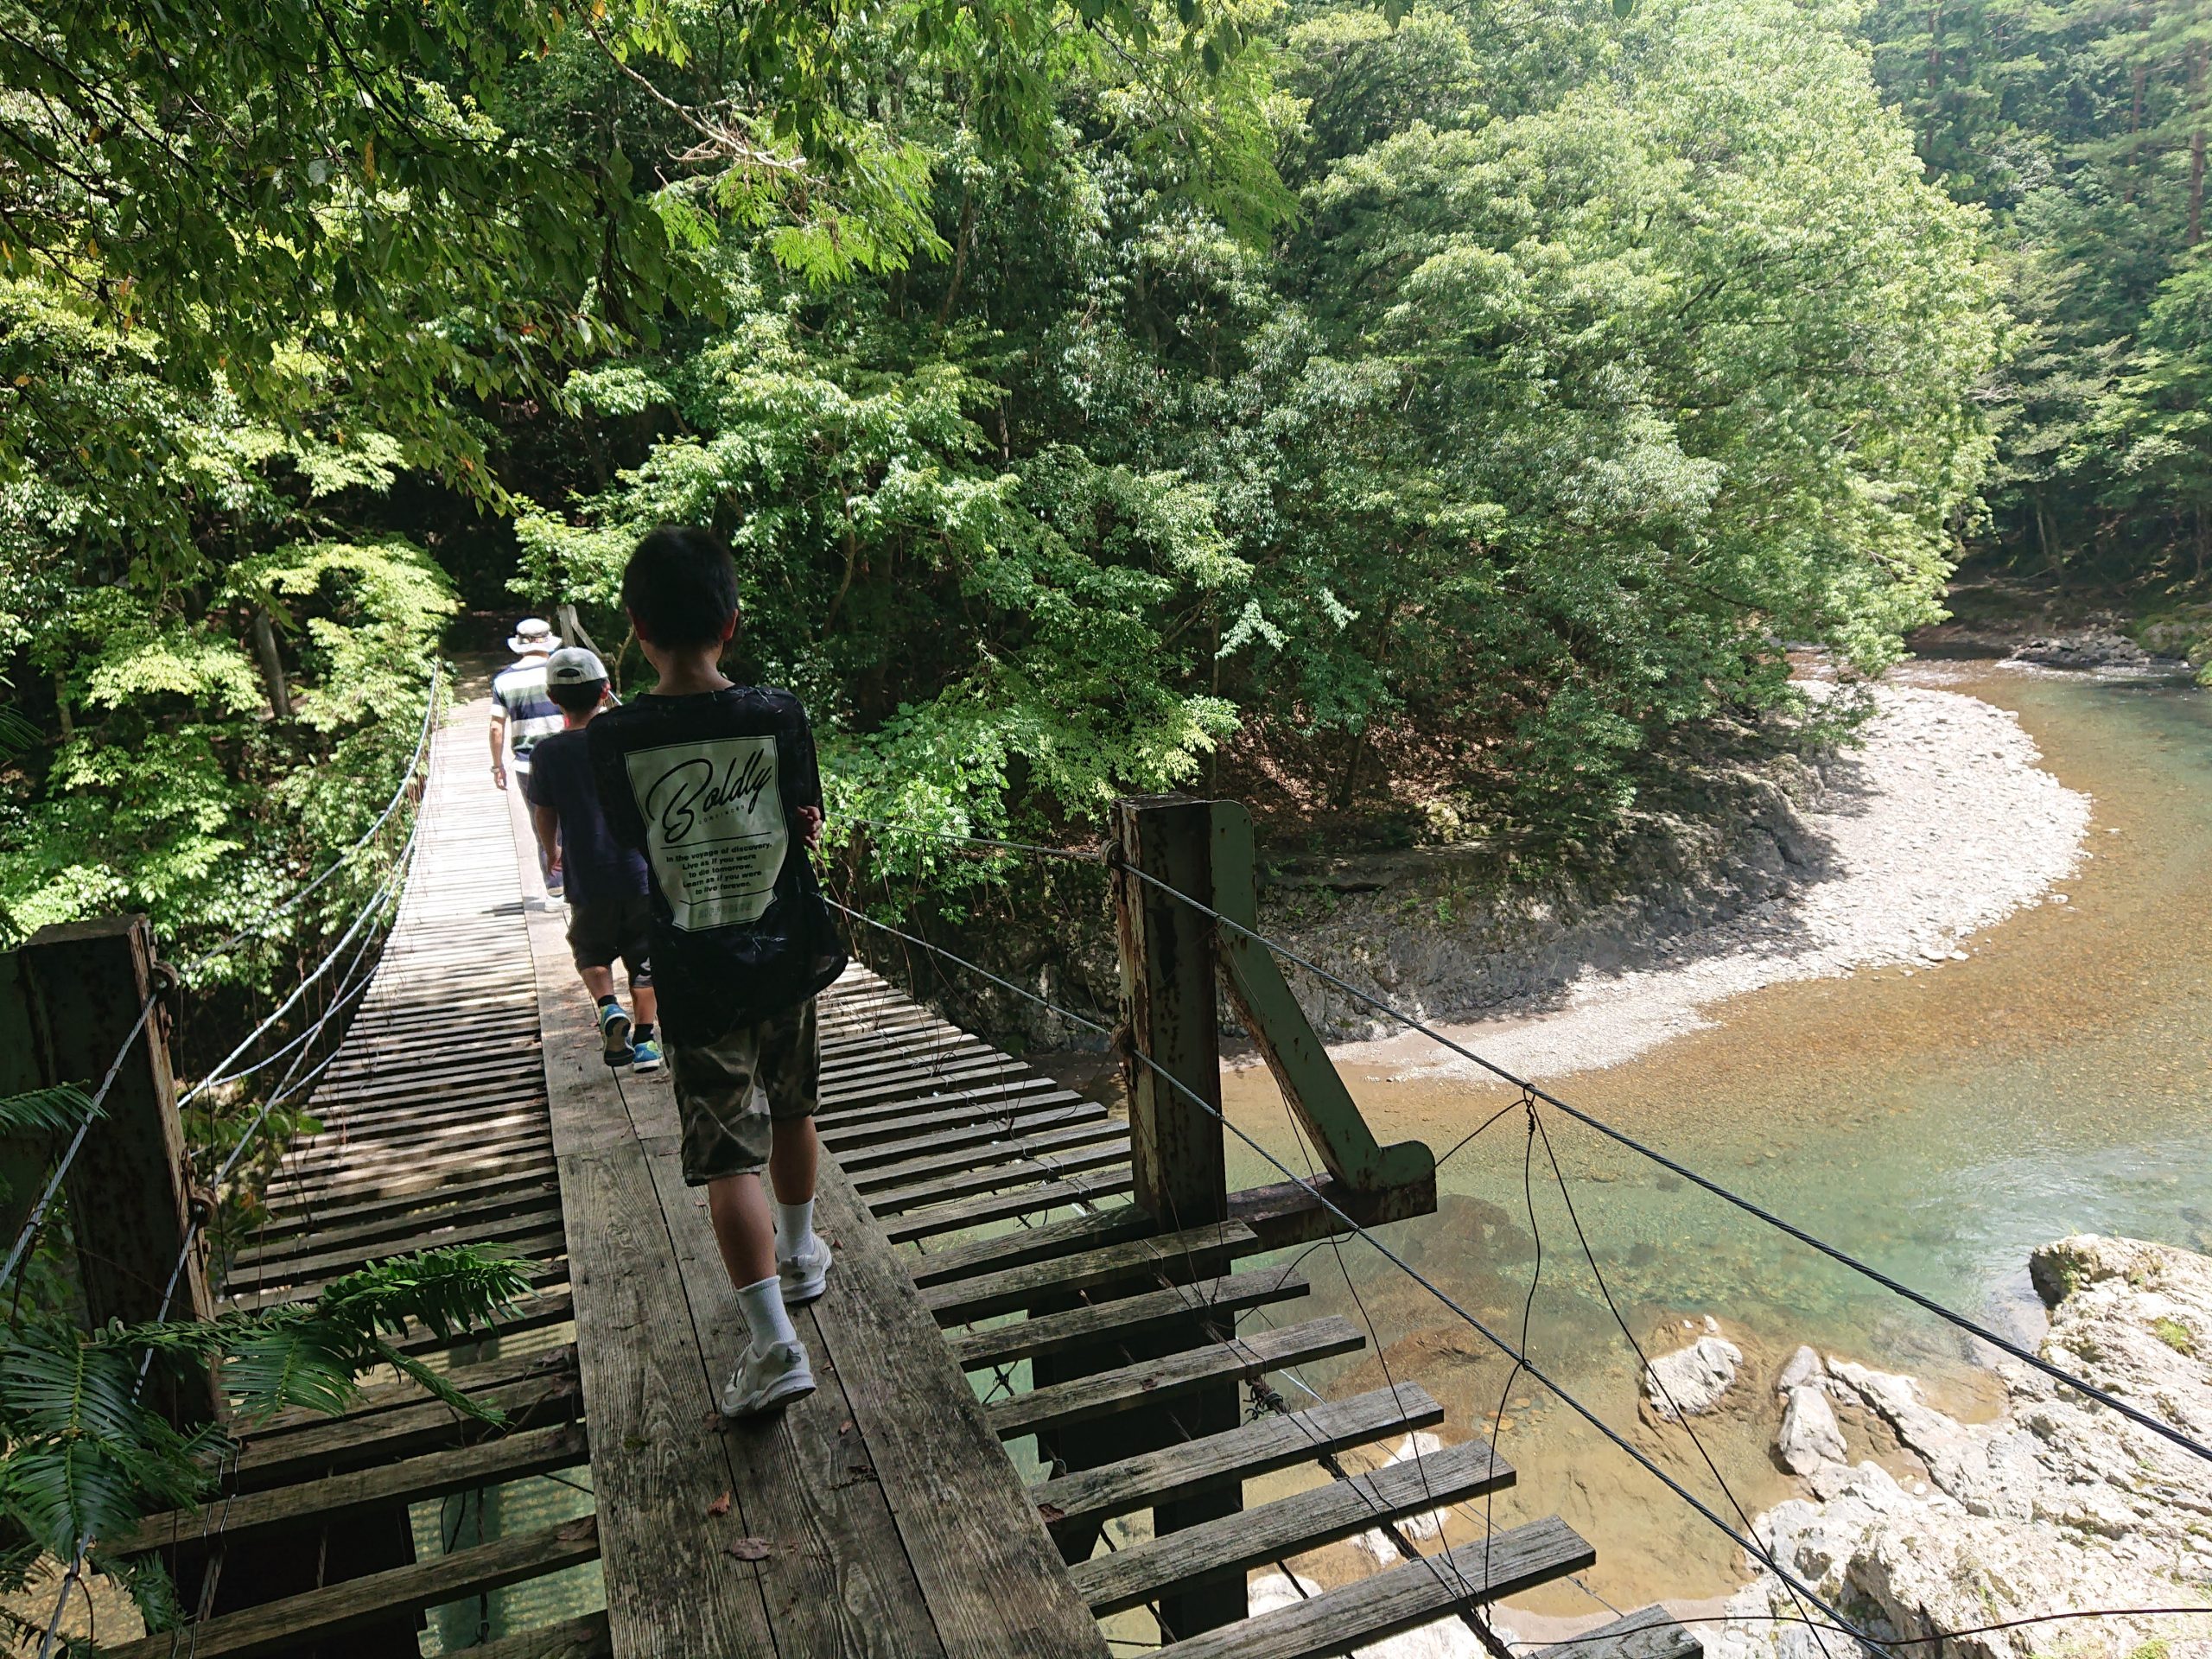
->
[491,617,566,887]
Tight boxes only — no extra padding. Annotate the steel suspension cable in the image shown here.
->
[1109,860,2212,1472]
[181,662,442,976]
[817,896,1894,1656]
[36,805,430,1659]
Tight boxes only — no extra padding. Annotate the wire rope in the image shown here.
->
[1106,859,2212,1472]
[817,895,1895,1656]
[181,661,442,977]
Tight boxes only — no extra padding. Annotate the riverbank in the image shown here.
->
[1709,1232,2212,1659]
[1261,677,2093,1080]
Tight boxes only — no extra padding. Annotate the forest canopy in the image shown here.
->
[0,0,2029,960]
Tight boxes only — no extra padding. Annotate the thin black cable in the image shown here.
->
[1480,1108,1542,1624]
[0,992,159,1287]
[819,898,1892,1656]
[847,815,1108,864]
[1526,1105,1837,1659]
[181,663,442,976]
[1112,860,2212,1472]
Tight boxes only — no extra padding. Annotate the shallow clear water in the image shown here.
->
[1217,664,2212,1616]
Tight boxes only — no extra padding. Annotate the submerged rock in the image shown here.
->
[1644,1333,1743,1421]
[1719,1236,2212,1659]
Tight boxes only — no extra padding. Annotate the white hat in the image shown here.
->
[546,645,608,687]
[507,617,556,655]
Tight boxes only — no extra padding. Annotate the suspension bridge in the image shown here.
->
[0,689,1688,1659]
[10,681,2208,1659]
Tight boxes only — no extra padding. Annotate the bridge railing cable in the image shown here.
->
[180,661,442,979]
[32,760,433,1659]
[1099,855,2212,1473]
[817,893,1894,1658]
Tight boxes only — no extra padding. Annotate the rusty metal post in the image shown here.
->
[1109,796,1244,1637]
[18,916,218,1424]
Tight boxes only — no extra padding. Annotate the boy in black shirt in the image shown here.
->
[588,526,848,1419]
[522,646,662,1073]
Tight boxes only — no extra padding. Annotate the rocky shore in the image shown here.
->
[1271,680,2091,1075]
[1700,1234,2212,1659]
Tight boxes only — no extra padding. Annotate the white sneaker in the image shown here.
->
[720,1338,815,1420]
[779,1236,832,1306]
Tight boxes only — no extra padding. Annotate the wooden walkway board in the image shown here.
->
[119,692,1650,1659]
[512,753,1111,1659]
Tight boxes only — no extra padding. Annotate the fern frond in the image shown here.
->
[0,1085,99,1139]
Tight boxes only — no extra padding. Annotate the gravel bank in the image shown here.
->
[1295,681,2092,1082]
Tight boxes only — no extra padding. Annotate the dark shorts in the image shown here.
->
[668,998,819,1185]
[566,893,652,982]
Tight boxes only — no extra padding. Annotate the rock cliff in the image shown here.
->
[1713,1236,2212,1659]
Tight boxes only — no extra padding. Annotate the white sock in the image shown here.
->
[774,1198,816,1260]
[735,1275,797,1351]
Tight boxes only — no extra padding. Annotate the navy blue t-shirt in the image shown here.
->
[523,728,649,907]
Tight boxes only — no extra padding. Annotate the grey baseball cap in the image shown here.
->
[545,645,608,686]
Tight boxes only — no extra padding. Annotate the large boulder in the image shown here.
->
[1776,1384,1846,1475]
[1643,1334,1743,1421]
[1715,1236,2212,1659]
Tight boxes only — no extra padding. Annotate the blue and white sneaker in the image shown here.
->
[597,1001,633,1066]
[631,1034,664,1075]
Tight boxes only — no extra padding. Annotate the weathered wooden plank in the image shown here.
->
[904,1204,1152,1287]
[550,1143,780,1656]
[834,1103,1109,1172]
[633,1146,949,1659]
[863,1138,1134,1216]
[821,1055,1030,1112]
[1546,1608,1705,1659]
[223,1210,565,1293]
[808,1160,1111,1658]
[851,1119,1126,1192]
[1069,1437,1515,1614]
[232,1179,563,1261]
[1028,1382,1446,1540]
[247,1344,576,1436]
[219,1225,569,1310]
[816,1082,1084,1147]
[919,1219,1258,1322]
[1153,1517,1595,1659]
[987,1317,1368,1441]
[441,1611,612,1659]
[229,1375,577,1494]
[949,1265,1309,1371]
[97,1516,601,1659]
[258,1151,559,1217]
[881,1168,1138,1244]
[113,1421,588,1555]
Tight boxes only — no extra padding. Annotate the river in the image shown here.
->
[1213,662,2212,1622]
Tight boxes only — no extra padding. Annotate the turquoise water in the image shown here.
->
[1217,665,2212,1610]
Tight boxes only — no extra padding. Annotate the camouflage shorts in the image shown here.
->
[666,998,820,1185]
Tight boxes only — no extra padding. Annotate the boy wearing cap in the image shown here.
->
[588,525,846,1419]
[524,645,663,1073]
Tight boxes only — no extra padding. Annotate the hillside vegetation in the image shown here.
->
[6,0,2158,967]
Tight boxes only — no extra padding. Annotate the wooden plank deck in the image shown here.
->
[98,688,1697,1659]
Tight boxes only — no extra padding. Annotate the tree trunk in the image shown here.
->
[2191,48,2206,246]
[52,671,71,739]
[251,607,292,720]
[938,193,976,325]
[2126,62,2146,202]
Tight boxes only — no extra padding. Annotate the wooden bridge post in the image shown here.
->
[1109,796,1246,1638]
[14,916,219,1425]
[1113,796,1226,1230]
